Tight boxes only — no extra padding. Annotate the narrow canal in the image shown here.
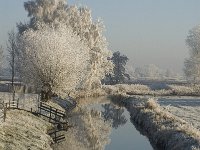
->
[53,97,153,150]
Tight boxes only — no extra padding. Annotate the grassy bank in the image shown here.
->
[103,84,200,96]
[111,94,200,150]
[0,109,53,150]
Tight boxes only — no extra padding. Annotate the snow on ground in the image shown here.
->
[158,96,200,130]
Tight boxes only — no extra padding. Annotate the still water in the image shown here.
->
[54,97,153,150]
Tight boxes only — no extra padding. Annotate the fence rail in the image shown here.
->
[48,129,66,143]
[39,102,65,116]
[38,102,65,122]
[38,102,68,143]
[5,99,19,109]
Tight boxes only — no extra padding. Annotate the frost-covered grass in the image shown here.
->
[0,109,53,150]
[167,84,200,96]
[103,84,200,96]
[103,84,173,96]
[163,105,200,130]
[0,92,39,112]
[159,97,200,130]
[103,84,151,95]
[45,100,65,112]
[71,88,107,99]
[111,95,200,150]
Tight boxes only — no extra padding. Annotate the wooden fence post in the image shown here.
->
[37,94,41,113]
[4,103,7,122]
[39,102,42,116]
[17,98,19,109]
[55,109,57,121]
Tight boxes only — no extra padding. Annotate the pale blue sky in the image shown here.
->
[1,0,200,73]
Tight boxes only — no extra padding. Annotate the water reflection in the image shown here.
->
[53,104,112,150]
[102,104,127,129]
[53,97,153,150]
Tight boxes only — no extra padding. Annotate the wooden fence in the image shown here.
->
[48,128,66,143]
[0,102,4,122]
[38,102,68,143]
[0,96,72,143]
[38,102,65,123]
[5,99,19,109]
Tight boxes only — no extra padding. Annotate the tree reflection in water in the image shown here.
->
[53,105,112,150]
[101,103,127,129]
[53,97,127,150]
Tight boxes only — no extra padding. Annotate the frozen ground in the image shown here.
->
[158,96,200,130]
[0,109,52,150]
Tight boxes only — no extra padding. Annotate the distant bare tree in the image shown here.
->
[7,30,18,101]
[0,46,3,72]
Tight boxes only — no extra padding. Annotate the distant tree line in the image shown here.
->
[133,64,181,80]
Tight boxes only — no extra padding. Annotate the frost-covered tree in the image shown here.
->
[18,0,113,90]
[106,51,129,84]
[184,25,200,83]
[16,24,90,100]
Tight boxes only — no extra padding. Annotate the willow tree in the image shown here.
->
[184,25,200,83]
[18,0,113,90]
[16,24,90,100]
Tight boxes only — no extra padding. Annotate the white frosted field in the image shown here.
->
[158,96,200,130]
[0,92,39,112]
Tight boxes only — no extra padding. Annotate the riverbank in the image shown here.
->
[103,84,200,97]
[111,94,200,150]
[0,109,53,150]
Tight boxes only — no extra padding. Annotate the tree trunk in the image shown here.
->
[41,83,53,102]
[41,90,52,102]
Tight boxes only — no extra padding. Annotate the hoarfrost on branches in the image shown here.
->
[18,0,113,90]
[17,24,90,99]
[184,25,200,83]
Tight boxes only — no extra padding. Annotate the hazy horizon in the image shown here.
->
[1,0,200,74]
